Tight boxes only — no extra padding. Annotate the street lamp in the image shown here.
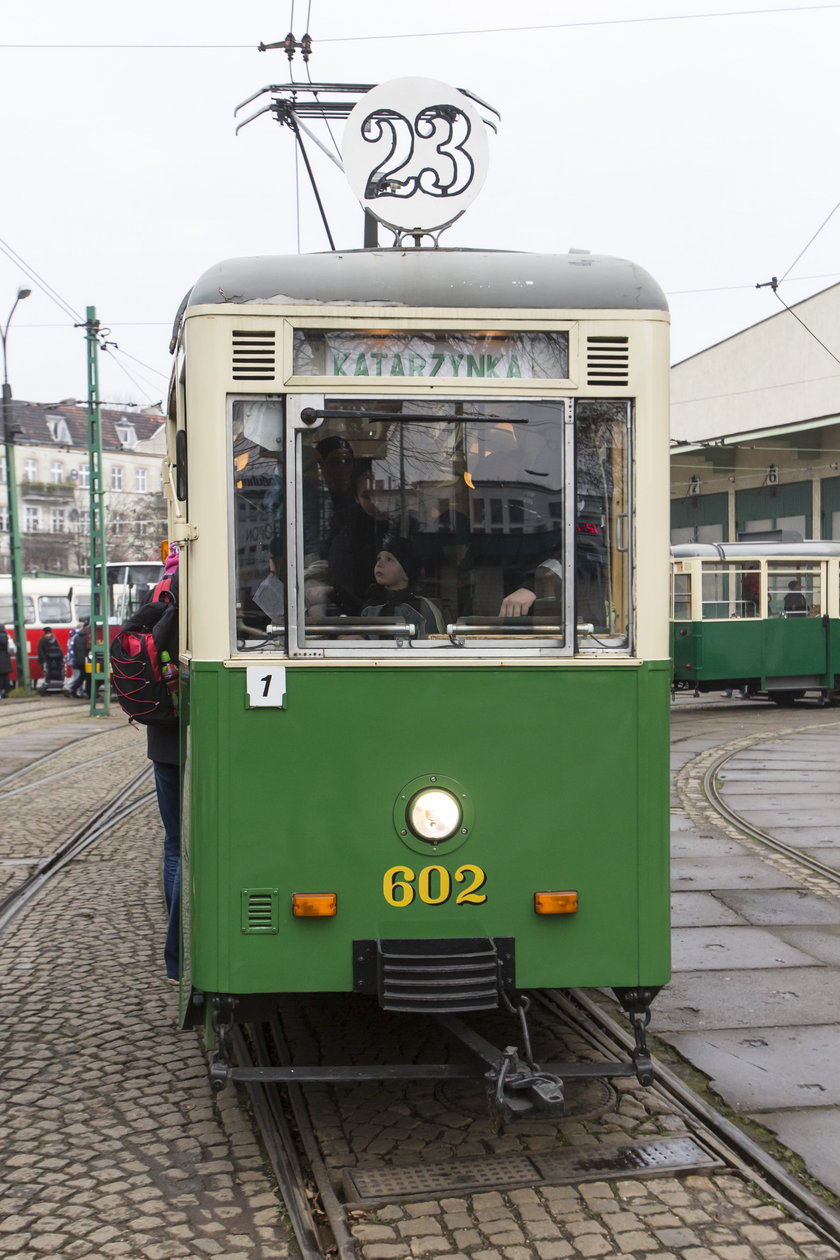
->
[1,286,32,691]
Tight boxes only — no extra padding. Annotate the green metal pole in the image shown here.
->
[1,387,29,690]
[85,306,110,715]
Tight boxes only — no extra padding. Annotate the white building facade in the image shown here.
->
[0,402,167,574]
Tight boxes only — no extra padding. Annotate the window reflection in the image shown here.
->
[232,399,285,647]
[574,400,631,647]
[298,399,566,640]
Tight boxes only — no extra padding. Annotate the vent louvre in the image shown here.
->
[232,330,277,381]
[241,888,279,934]
[586,336,629,387]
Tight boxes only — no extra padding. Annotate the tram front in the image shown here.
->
[170,249,671,1056]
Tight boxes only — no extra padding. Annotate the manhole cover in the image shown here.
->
[434,1075,616,1121]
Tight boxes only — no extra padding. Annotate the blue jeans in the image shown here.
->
[153,760,181,980]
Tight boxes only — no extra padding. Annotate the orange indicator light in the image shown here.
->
[292,893,337,918]
[534,891,579,915]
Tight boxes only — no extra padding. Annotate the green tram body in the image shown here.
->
[169,249,672,1036]
[671,542,840,701]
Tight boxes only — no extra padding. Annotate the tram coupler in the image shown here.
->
[614,986,658,1087]
[208,995,238,1092]
[486,1046,566,1135]
[438,996,566,1135]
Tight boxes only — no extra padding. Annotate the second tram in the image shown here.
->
[0,562,161,687]
[672,541,840,703]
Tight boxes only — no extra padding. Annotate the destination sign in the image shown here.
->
[293,330,569,381]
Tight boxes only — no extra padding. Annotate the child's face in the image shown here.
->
[374,550,408,591]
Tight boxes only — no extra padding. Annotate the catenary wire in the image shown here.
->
[780,194,840,281]
[0,235,82,324]
[2,5,839,48]
[771,289,840,368]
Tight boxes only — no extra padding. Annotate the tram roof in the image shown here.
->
[186,249,669,313]
[671,542,840,559]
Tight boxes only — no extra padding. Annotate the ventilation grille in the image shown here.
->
[232,330,277,380]
[379,938,502,1013]
[241,888,279,934]
[586,336,629,387]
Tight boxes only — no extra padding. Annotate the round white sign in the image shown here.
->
[343,77,489,235]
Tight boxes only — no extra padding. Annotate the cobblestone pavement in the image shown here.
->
[346,1176,838,1259]
[3,703,840,1259]
[0,706,293,1259]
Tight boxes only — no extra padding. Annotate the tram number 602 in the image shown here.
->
[383,864,487,908]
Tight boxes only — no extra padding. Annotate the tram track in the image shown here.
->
[226,980,840,1259]
[547,990,840,1245]
[0,742,130,800]
[0,763,155,934]
[703,744,840,889]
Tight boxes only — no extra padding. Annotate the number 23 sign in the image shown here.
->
[343,77,490,235]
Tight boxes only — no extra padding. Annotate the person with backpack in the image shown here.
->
[111,544,181,980]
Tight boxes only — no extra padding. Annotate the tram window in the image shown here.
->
[295,397,566,648]
[700,563,760,619]
[574,400,631,648]
[767,565,821,617]
[38,596,72,624]
[0,596,35,625]
[231,398,286,651]
[672,572,691,620]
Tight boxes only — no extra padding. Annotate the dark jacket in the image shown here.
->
[38,634,64,667]
[0,631,11,674]
[145,568,180,767]
[70,627,88,668]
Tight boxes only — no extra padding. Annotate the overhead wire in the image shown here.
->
[779,194,840,282]
[0,235,166,401]
[2,5,839,48]
[0,235,83,325]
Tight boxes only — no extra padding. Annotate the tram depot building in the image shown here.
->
[671,282,840,543]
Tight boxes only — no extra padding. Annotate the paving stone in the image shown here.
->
[398,1216,444,1238]
[352,1225,398,1243]
[534,1245,575,1260]
[409,1237,454,1255]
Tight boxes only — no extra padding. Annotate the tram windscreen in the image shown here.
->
[230,394,631,652]
[296,399,564,641]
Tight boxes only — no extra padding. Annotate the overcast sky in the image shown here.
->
[1,1,838,410]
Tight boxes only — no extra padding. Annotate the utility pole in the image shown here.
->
[84,306,110,714]
[1,287,31,691]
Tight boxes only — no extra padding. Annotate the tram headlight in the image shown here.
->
[406,788,463,843]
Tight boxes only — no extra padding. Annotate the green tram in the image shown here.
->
[167,248,672,1121]
[672,542,840,704]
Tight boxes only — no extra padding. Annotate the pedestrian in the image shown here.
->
[37,626,65,692]
[147,546,181,981]
[0,624,13,698]
[63,618,89,698]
